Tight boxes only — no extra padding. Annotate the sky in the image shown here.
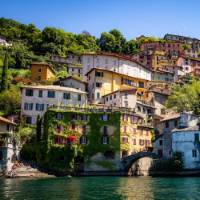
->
[1,0,200,40]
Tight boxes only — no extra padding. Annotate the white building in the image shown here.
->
[172,126,200,169]
[154,112,199,159]
[82,52,152,80]
[0,116,19,173]
[52,52,152,81]
[0,37,11,47]
[21,85,87,124]
[102,88,137,109]
[55,76,87,92]
[102,88,155,119]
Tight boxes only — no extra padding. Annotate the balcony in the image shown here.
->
[49,105,136,115]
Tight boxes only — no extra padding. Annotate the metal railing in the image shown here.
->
[48,105,136,115]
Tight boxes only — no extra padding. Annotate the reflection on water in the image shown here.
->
[1,176,200,200]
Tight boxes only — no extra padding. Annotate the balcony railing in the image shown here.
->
[49,105,137,115]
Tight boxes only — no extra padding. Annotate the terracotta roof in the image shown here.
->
[172,125,200,133]
[83,51,152,72]
[59,76,87,84]
[85,67,149,82]
[179,56,200,62]
[102,88,137,97]
[21,85,87,94]
[0,116,16,125]
[149,88,171,96]
[159,113,180,122]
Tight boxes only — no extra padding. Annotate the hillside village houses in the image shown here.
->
[14,32,200,172]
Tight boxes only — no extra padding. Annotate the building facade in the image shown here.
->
[42,107,153,172]
[55,76,87,92]
[0,116,19,173]
[21,85,87,124]
[31,62,56,82]
[86,68,148,103]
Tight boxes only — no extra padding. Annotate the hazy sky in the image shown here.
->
[1,0,200,40]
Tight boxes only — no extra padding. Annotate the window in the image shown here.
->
[78,94,82,101]
[48,91,55,98]
[97,92,100,99]
[174,120,178,127]
[159,140,163,146]
[165,121,169,128]
[80,135,87,144]
[56,113,64,120]
[36,103,44,111]
[101,114,109,121]
[124,101,128,108]
[38,68,41,72]
[114,94,116,99]
[124,93,128,99]
[139,82,144,88]
[133,139,136,145]
[95,71,104,77]
[82,125,86,134]
[102,136,109,144]
[63,93,71,99]
[124,126,127,133]
[24,103,33,110]
[96,82,102,88]
[37,76,41,81]
[103,126,108,135]
[122,137,128,143]
[38,90,43,97]
[26,116,32,124]
[110,95,112,100]
[192,149,197,158]
[25,89,33,96]
[71,114,77,120]
[72,124,76,130]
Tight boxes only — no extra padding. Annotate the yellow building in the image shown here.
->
[151,51,177,70]
[120,113,153,157]
[31,62,56,82]
[86,67,149,103]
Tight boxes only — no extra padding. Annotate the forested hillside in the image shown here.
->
[0,17,163,69]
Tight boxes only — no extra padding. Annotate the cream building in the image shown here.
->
[82,52,152,80]
[21,85,87,124]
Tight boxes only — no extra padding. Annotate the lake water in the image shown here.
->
[0,176,200,200]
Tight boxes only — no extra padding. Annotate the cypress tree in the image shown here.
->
[1,52,9,92]
[36,115,42,142]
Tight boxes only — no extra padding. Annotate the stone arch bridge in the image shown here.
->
[120,151,158,175]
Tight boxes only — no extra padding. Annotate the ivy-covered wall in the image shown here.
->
[37,109,121,173]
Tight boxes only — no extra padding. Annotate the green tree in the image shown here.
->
[0,52,9,92]
[166,79,200,114]
[98,32,116,52]
[36,115,42,142]
[0,85,21,115]
[123,39,139,55]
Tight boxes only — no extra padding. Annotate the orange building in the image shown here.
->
[31,62,56,82]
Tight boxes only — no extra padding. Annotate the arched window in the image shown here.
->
[102,136,109,144]
[80,135,87,144]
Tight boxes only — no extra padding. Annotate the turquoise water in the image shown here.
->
[0,176,200,200]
